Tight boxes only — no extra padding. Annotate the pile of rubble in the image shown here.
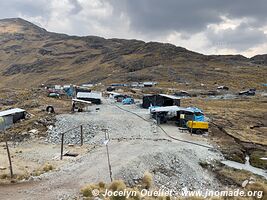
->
[45,114,105,144]
[117,150,219,192]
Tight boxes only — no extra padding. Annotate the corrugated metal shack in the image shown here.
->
[0,108,26,130]
[150,106,205,126]
[143,82,157,87]
[77,92,102,104]
[142,94,180,108]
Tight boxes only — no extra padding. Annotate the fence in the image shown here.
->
[60,125,84,160]
[0,117,14,178]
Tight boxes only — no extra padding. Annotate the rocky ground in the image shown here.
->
[0,99,224,199]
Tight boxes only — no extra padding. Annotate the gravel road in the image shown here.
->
[0,99,223,200]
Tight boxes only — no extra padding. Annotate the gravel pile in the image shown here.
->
[45,104,158,145]
[45,114,106,144]
[117,150,219,192]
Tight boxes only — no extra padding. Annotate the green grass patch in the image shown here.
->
[250,150,267,169]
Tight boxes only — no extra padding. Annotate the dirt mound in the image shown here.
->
[117,150,220,192]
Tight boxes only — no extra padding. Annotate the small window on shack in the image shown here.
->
[194,112,203,116]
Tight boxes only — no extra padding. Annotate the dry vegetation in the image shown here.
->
[0,87,71,141]
[182,96,267,169]
[81,172,153,199]
[0,22,21,33]
[142,171,154,189]
[80,171,266,200]
[184,97,267,145]
[0,163,54,182]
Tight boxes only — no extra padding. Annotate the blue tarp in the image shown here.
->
[64,88,73,97]
[186,107,205,122]
[194,115,205,122]
[186,107,203,114]
[122,98,134,104]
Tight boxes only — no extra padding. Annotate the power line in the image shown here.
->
[110,102,215,150]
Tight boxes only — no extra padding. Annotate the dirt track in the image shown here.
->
[0,100,222,200]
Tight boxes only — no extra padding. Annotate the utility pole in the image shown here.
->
[80,125,83,146]
[103,129,113,182]
[60,133,64,160]
[4,132,14,179]
[191,115,194,136]
[0,117,14,179]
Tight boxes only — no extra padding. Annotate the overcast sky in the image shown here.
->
[1,0,267,57]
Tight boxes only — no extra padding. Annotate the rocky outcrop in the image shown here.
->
[250,54,267,65]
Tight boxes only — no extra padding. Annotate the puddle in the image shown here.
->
[221,155,267,179]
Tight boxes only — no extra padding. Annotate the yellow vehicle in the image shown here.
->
[186,120,209,134]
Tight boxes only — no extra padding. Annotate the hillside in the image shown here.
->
[250,54,267,65]
[0,18,266,89]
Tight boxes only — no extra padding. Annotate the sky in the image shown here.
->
[1,0,267,57]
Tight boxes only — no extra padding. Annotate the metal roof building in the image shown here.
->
[77,92,102,104]
[142,94,180,108]
[0,108,26,130]
[77,92,102,99]
[159,94,180,100]
[0,108,25,117]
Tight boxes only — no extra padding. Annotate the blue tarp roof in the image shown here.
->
[186,107,203,114]
[150,106,204,114]
[122,98,134,104]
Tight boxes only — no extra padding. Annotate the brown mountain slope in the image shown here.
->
[250,54,267,65]
[0,18,266,89]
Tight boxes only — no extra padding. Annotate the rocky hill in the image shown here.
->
[250,54,267,65]
[0,18,266,89]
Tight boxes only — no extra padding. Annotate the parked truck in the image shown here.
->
[186,120,209,134]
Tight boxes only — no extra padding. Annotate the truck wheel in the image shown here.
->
[196,129,203,134]
[46,106,55,113]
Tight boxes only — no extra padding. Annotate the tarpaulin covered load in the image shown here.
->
[186,107,205,122]
[122,98,134,105]
[64,87,74,97]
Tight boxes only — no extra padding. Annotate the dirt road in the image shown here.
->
[0,100,222,200]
